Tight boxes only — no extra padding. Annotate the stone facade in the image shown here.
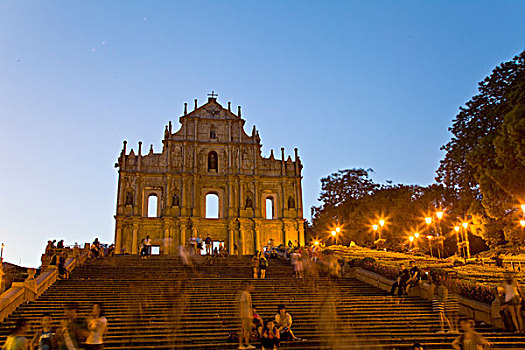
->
[114,96,304,255]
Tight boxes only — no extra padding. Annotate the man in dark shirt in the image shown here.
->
[406,260,421,295]
[389,263,410,296]
[205,235,212,255]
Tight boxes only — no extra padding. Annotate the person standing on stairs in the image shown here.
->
[451,318,491,350]
[259,255,268,279]
[252,252,260,279]
[205,235,212,255]
[237,283,256,349]
[59,302,88,350]
[502,272,524,333]
[85,303,107,350]
[144,236,152,258]
[432,277,452,333]
[2,318,29,350]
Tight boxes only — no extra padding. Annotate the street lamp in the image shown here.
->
[427,236,433,258]
[461,222,470,259]
[414,232,420,239]
[331,231,337,237]
[425,217,432,225]
[520,220,525,228]
[521,204,525,213]
[436,211,444,220]
[378,219,385,240]
[335,227,341,233]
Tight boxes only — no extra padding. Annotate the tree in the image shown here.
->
[437,50,525,245]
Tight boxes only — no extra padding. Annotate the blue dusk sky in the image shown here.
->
[1,1,524,267]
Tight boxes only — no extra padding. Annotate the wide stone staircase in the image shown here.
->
[1,255,525,349]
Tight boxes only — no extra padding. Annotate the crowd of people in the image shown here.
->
[2,302,107,350]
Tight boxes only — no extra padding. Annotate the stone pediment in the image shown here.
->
[185,98,240,120]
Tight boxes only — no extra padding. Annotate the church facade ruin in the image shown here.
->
[114,94,305,255]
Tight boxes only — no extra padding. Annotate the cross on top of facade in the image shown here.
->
[207,91,218,99]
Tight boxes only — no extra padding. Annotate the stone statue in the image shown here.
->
[288,196,295,209]
[208,152,218,170]
[172,194,180,207]
[125,191,134,206]
[245,196,253,209]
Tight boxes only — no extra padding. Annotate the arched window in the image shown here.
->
[147,195,158,217]
[265,197,274,220]
[208,151,218,171]
[206,193,219,218]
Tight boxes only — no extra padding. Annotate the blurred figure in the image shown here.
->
[452,318,491,350]
[237,283,255,349]
[59,302,88,350]
[432,277,452,333]
[503,272,524,333]
[446,285,460,333]
[85,303,107,350]
[31,312,58,350]
[3,318,29,350]
[260,320,280,350]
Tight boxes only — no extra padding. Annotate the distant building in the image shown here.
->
[114,95,304,255]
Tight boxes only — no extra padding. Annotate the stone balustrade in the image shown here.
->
[350,267,503,328]
[0,249,88,322]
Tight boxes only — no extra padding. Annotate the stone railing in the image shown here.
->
[349,267,502,328]
[0,249,88,323]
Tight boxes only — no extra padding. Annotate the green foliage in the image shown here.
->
[437,50,525,245]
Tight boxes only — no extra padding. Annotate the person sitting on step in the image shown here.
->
[388,263,410,296]
[251,306,263,341]
[274,304,300,341]
[406,260,421,295]
[260,319,280,350]
[31,312,59,350]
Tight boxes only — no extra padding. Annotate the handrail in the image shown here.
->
[0,248,89,323]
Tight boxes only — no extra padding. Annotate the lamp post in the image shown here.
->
[409,236,414,249]
[0,243,3,262]
[462,222,470,259]
[425,217,433,257]
[435,211,444,259]
[426,236,433,258]
[372,224,379,242]
[454,226,461,258]
[378,219,385,239]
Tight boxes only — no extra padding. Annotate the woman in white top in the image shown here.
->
[85,303,108,350]
[503,273,523,333]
